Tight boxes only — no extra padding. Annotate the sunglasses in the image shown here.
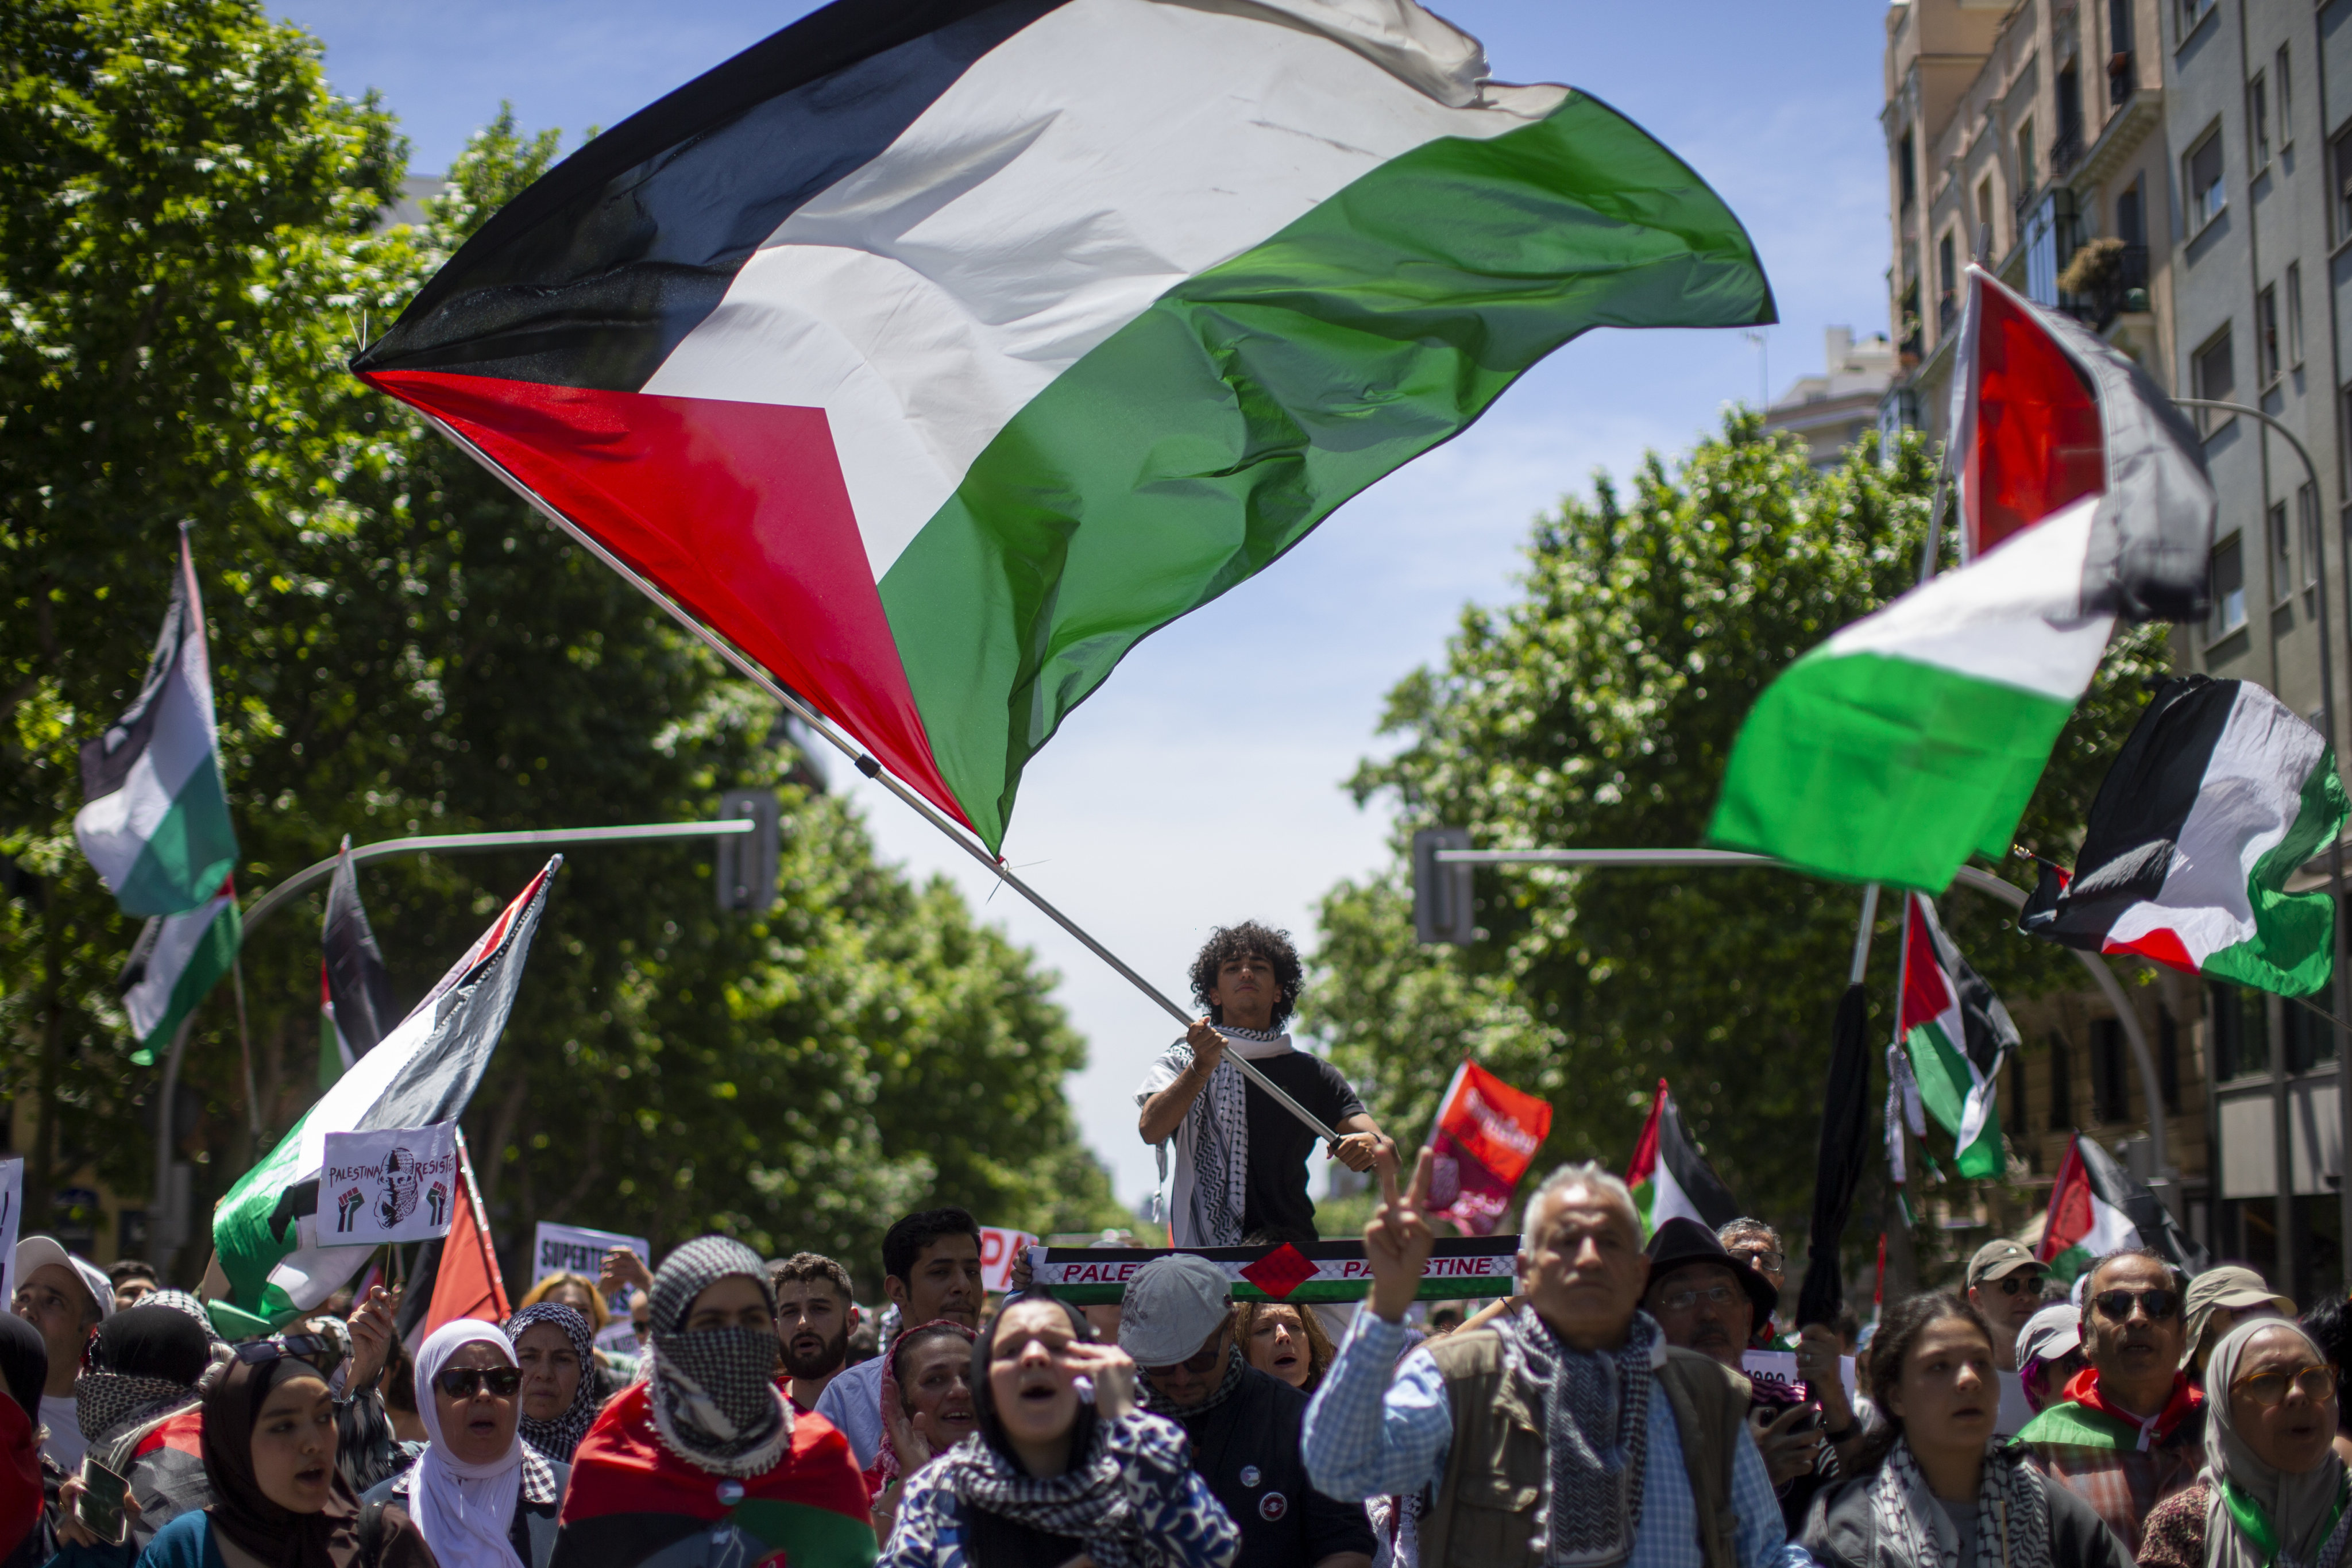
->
[1991,1274,2041,1297]
[434,1366,524,1399]
[233,1333,338,1368]
[2233,1364,2338,1408]
[2091,1288,2181,1323]
[1143,1339,1227,1376]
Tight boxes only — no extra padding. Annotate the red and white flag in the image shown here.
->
[1424,1061,1551,1235]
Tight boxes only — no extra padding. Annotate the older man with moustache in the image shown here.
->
[1302,1157,1812,1568]
[2014,1248,2203,1551]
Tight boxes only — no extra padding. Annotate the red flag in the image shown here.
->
[1424,1061,1551,1236]
[423,1130,508,1335]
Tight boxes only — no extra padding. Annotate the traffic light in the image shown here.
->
[715,789,781,914]
[1411,827,1475,945]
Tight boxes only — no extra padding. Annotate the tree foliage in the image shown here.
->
[1308,413,2166,1250]
[1,0,1125,1295]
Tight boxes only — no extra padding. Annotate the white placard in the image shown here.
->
[1741,1349,1859,1405]
[532,1222,652,1284]
[316,1126,459,1245]
[0,1159,20,1304]
[978,1226,1038,1293]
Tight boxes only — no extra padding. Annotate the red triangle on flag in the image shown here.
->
[1238,1243,1318,1301]
[423,1131,509,1336]
[1960,270,2106,558]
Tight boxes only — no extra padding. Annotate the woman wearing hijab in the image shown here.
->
[360,1320,563,1568]
[132,1345,435,1568]
[880,1289,1238,1568]
[501,1307,600,1467]
[2139,1318,2348,1568]
[0,1315,52,1568]
[867,1322,979,1521]
[1803,1292,2133,1568]
[52,1306,219,1563]
[550,1237,869,1568]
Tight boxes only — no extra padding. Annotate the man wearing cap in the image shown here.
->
[2177,1264,2292,1377]
[1122,1254,1373,1568]
[1964,1238,2048,1435]
[1646,1218,1856,1535]
[11,1236,116,1468]
[1303,1156,1810,1568]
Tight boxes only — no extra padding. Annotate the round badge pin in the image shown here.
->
[716,1480,746,1506]
[1238,1466,1261,1489]
[1258,1492,1288,1522]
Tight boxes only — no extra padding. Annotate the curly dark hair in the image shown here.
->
[1854,1291,1996,1474]
[1189,922,1305,1030]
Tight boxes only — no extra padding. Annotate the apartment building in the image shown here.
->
[1764,327,1900,468]
[1882,0,2352,1300]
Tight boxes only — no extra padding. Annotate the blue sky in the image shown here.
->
[279,0,1893,1216]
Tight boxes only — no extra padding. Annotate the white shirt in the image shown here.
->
[40,1392,86,1469]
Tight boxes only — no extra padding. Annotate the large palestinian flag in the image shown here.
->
[353,0,1772,852]
[1709,265,2214,890]
[76,534,239,916]
[2037,1133,2205,1281]
[213,861,557,1319]
[2023,675,2346,997]
[1896,893,2019,1178]
[1625,1080,1739,1237]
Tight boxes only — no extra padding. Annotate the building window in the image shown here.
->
[2210,534,2248,641]
[2018,120,2037,199]
[2288,261,2305,365]
[2187,126,2226,231]
[1978,177,1995,252]
[1939,231,1958,332]
[2286,991,2335,1070]
[2180,0,2216,36]
[2158,1007,2180,1113]
[2091,1018,2130,1123]
[2047,1033,2073,1130]
[2251,74,2271,171]
[2333,125,2352,241]
[2272,499,2293,601]
[2111,0,2137,105]
[2258,286,2281,385]
[2056,67,2084,174]
[2300,481,2320,588]
[2192,326,2234,434]
[2212,982,2265,1080]
[1900,130,1917,211]
[2279,46,2295,147]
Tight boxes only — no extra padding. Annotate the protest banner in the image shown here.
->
[531,1222,652,1287]
[1030,1237,1517,1304]
[315,1126,458,1245]
[0,1159,19,1303]
[1426,1062,1552,1236]
[1740,1349,1858,1405]
[978,1226,1038,1293]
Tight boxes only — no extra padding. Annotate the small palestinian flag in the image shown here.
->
[213,859,558,1319]
[554,1382,875,1568]
[1896,893,2020,1178]
[2023,675,2346,997]
[2037,1133,2206,1281]
[117,879,240,1066]
[319,844,399,1089]
[1625,1080,1739,1237]
[353,0,1771,854]
[76,533,240,917]
[1710,265,2214,891]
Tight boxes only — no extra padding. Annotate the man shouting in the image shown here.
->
[1137,921,1393,1248]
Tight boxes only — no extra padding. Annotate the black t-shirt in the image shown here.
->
[964,1508,1085,1568]
[1169,1366,1373,1568]
[1241,1052,1365,1246]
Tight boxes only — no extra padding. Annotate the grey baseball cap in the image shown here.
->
[1117,1254,1231,1366]
[2016,1303,2083,1369]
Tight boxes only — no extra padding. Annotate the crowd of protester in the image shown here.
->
[1,1160,2345,1568]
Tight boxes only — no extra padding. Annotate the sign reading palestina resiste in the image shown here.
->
[1424,1061,1552,1236]
[314,1126,459,1246]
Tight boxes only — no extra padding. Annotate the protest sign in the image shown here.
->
[978,1226,1038,1293]
[1740,1349,1858,1405]
[531,1222,652,1287]
[316,1126,458,1245]
[1032,1237,1517,1304]
[0,1159,20,1304]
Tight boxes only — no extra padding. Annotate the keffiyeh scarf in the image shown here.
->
[1138,1345,1246,1420]
[1869,1439,2052,1568]
[501,1304,601,1463]
[1151,1025,1290,1247]
[75,1373,193,1445]
[647,1237,791,1477]
[932,1412,1180,1568]
[1496,1306,1659,1568]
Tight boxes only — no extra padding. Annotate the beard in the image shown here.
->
[781,1323,849,1380]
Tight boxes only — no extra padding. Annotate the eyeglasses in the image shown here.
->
[2091,1288,2181,1323]
[1143,1339,1227,1376]
[233,1333,337,1367]
[434,1367,524,1399]
[2233,1364,2338,1408]
[1658,1284,1741,1314]
[1733,1249,1785,1274]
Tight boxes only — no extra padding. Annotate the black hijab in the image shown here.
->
[970,1291,1098,1474]
[199,1354,432,1568]
[0,1317,43,1426]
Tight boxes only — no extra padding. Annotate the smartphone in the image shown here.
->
[76,1457,129,1546]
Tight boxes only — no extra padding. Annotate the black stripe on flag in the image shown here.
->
[2074,1134,2208,1273]
[322,852,401,1059]
[1659,1092,1741,1230]
[2022,674,2235,948]
[354,0,1068,392]
[80,569,192,801]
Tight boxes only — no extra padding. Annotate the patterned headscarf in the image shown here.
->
[876,1319,977,1484]
[1494,1305,1660,1568]
[647,1237,790,1476]
[502,1304,600,1463]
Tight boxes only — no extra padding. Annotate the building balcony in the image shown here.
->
[2051,124,2085,178]
[2056,238,2149,332]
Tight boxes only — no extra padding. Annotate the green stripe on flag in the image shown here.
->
[2046,1242,2093,1283]
[879,92,1771,848]
[1905,1023,2002,1178]
[111,754,239,917]
[213,1101,322,1308]
[1708,651,2076,891]
[2202,748,2350,997]
[731,1499,878,1568]
[133,897,241,1067]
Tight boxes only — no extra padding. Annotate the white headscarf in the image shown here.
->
[2203,1318,2351,1568]
[412,1319,527,1568]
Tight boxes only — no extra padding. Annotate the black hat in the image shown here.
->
[1644,1217,1779,1326]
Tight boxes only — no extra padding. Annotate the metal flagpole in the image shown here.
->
[415,415,1342,1146]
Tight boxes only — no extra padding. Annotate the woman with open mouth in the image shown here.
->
[1234,1304,1333,1395]
[879,1290,1239,1568]
[869,1319,981,1523]
[1803,1292,2132,1568]
[362,1319,567,1568]
[133,1342,435,1568]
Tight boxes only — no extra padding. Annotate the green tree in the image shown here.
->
[1307,412,2164,1260]
[2,2,1126,1294]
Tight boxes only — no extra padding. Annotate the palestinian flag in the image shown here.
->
[319,844,400,1089]
[1709,265,2214,891]
[105,1404,211,1549]
[1896,893,2019,1177]
[76,534,240,916]
[553,1382,875,1568]
[352,0,1772,853]
[393,1130,510,1341]
[2037,1133,2206,1281]
[213,859,558,1320]
[2023,675,2347,997]
[1625,1080,1739,1237]
[117,880,241,1067]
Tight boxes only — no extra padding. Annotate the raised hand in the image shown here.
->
[1364,1148,1436,1323]
[1751,1403,1826,1488]
[1057,1341,1140,1419]
[346,1284,401,1391]
[599,1246,653,1296]
[1183,1016,1228,1075]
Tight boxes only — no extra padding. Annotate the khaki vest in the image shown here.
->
[1417,1327,1752,1568]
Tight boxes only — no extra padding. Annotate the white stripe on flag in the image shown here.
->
[74,626,222,885]
[123,893,233,1040]
[1651,1157,1705,1233]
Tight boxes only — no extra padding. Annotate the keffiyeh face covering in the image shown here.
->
[647,1236,790,1476]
